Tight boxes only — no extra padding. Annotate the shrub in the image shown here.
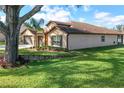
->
[0,57,8,68]
[38,45,68,52]
[48,46,68,51]
[39,45,47,50]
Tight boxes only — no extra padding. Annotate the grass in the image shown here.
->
[0,45,124,87]
[0,41,5,45]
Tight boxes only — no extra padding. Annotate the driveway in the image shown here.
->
[0,45,33,50]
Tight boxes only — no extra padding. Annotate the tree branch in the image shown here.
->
[0,21,8,35]
[19,5,43,25]
[0,5,6,13]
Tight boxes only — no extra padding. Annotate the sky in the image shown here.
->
[1,5,124,29]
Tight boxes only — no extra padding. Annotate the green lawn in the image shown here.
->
[0,41,5,45]
[0,45,124,88]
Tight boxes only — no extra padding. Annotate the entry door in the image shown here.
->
[38,36,43,47]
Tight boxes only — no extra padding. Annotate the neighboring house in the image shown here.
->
[44,21,124,50]
[20,28,44,47]
[0,24,27,42]
[0,32,5,41]
[0,24,44,47]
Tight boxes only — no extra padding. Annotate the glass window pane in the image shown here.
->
[51,35,62,47]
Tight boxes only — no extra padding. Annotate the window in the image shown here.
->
[117,35,123,44]
[101,35,105,42]
[117,35,121,39]
[117,35,121,43]
[51,35,62,47]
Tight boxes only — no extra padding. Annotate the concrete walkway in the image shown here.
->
[0,45,33,50]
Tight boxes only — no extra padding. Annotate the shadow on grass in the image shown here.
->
[1,45,124,87]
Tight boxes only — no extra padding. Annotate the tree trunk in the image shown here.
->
[4,6,20,66]
[1,5,42,66]
[4,35,18,65]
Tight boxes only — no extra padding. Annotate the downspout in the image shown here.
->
[67,34,69,51]
[122,35,124,44]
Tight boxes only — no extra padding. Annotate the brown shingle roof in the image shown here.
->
[56,26,89,34]
[47,21,124,35]
[46,21,71,27]
[70,21,124,35]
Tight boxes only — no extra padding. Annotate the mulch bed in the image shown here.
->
[19,55,66,61]
[27,48,66,52]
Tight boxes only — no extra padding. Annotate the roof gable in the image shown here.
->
[21,28,37,35]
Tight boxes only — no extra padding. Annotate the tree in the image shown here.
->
[24,18,44,49]
[113,24,124,32]
[0,5,43,66]
[24,18,44,32]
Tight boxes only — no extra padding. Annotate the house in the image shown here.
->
[20,28,44,47]
[44,21,124,50]
[0,32,5,41]
[0,23,44,47]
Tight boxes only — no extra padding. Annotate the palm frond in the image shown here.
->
[24,22,33,29]
[24,18,44,32]
[38,18,44,26]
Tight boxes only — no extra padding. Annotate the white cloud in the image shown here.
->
[32,13,46,20]
[94,11,124,25]
[54,10,70,18]
[110,15,124,23]
[32,6,71,22]
[94,12,110,19]
[79,18,85,22]
[83,5,90,12]
[0,16,5,22]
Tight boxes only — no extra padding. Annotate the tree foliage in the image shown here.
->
[24,18,44,32]
[113,24,124,32]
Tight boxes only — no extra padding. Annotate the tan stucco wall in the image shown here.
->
[21,29,35,46]
[68,34,118,50]
[47,29,67,48]
[21,29,35,36]
[46,22,57,32]
[123,35,124,44]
